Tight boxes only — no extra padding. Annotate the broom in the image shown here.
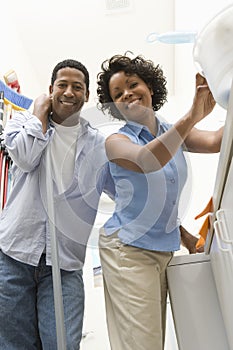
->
[0,80,33,111]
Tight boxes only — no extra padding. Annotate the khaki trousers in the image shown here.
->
[99,229,173,350]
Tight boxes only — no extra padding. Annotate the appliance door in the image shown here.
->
[210,157,233,349]
[167,253,229,350]
[206,81,233,253]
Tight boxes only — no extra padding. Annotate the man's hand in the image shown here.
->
[33,94,53,133]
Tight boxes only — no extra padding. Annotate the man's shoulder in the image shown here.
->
[80,117,105,143]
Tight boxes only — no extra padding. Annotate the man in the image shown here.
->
[0,59,114,349]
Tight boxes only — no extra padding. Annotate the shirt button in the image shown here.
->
[170,178,175,183]
[172,200,176,205]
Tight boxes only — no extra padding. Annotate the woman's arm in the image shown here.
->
[183,126,223,153]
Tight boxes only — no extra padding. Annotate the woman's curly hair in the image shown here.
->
[97,53,168,120]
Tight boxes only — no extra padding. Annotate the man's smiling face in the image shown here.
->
[50,67,89,125]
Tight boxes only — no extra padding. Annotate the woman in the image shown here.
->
[96,53,223,350]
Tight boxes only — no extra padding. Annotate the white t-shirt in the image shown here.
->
[49,120,81,194]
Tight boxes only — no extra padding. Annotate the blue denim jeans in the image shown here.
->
[0,250,84,350]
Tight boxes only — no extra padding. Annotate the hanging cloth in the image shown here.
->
[194,197,213,249]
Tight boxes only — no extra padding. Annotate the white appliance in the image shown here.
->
[168,6,233,348]
[206,81,233,349]
[167,81,233,350]
[167,253,229,350]
[167,7,233,344]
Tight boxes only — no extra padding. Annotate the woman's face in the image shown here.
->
[109,71,153,122]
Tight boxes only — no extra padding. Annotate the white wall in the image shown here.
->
[1,0,175,101]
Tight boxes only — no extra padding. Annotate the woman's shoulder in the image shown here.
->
[156,115,173,133]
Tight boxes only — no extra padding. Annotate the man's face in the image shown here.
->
[50,67,89,125]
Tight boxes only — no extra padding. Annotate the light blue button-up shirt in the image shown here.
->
[104,117,188,252]
[0,111,115,270]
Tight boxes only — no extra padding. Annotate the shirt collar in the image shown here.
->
[48,115,92,132]
[125,115,162,137]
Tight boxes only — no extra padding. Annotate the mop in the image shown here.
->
[45,147,67,350]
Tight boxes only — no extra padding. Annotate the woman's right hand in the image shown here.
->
[190,73,216,124]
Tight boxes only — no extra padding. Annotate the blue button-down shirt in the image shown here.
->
[104,117,188,252]
[0,111,115,270]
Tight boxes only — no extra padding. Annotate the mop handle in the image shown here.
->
[45,147,67,350]
[0,91,4,135]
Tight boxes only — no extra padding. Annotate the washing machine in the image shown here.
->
[167,253,229,350]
